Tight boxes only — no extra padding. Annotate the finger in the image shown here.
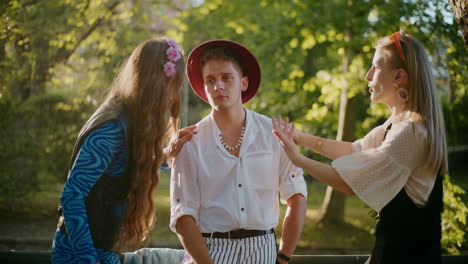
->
[274,116,280,128]
[277,115,283,130]
[281,116,288,131]
[185,126,198,134]
[272,130,286,148]
[178,125,198,136]
[271,116,278,130]
[274,128,297,151]
[182,125,197,130]
[172,133,194,152]
[179,133,194,144]
[179,130,198,139]
[288,123,295,136]
[179,128,193,137]
[273,124,287,141]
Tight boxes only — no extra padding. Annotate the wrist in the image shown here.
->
[294,153,307,168]
[313,137,324,154]
[294,130,305,146]
[276,258,287,264]
[277,251,291,263]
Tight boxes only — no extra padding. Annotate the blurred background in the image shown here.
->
[0,0,467,255]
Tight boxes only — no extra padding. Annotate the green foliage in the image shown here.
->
[0,0,183,201]
[442,174,468,254]
[0,94,92,207]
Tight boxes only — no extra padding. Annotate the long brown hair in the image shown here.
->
[376,30,448,176]
[71,37,184,250]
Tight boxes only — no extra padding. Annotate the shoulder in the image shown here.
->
[177,116,211,156]
[247,109,273,131]
[193,115,211,135]
[393,120,426,137]
[89,119,124,136]
[386,120,427,146]
[83,119,125,146]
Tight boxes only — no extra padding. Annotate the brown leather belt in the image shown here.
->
[202,228,274,239]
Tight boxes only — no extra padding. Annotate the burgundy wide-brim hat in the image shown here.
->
[186,40,261,104]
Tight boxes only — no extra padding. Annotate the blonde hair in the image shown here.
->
[376,30,447,176]
[71,37,184,250]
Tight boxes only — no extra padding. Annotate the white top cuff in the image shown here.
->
[332,148,411,212]
[169,206,199,233]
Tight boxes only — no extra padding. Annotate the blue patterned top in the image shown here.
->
[52,119,128,264]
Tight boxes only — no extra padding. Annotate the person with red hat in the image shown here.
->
[169,40,308,264]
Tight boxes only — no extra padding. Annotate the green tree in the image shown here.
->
[0,0,187,204]
[1,0,123,203]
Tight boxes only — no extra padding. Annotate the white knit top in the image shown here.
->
[332,115,438,212]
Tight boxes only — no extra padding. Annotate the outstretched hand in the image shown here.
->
[272,116,304,167]
[164,125,198,162]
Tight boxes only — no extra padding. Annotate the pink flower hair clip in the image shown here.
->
[164,38,181,77]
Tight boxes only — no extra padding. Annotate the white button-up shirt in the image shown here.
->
[170,109,307,233]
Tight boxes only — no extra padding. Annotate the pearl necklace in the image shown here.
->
[219,126,245,151]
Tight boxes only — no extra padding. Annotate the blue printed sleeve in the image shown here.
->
[60,120,124,264]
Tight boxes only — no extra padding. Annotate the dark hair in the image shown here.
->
[200,47,244,75]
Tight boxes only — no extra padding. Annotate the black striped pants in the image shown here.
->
[182,233,277,264]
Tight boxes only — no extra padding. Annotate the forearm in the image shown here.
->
[298,156,354,195]
[60,193,99,263]
[295,132,352,160]
[278,194,307,257]
[176,216,214,264]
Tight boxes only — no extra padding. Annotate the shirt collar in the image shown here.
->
[209,108,259,157]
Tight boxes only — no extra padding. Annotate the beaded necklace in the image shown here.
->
[219,110,246,152]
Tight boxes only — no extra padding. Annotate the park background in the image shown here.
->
[0,0,467,256]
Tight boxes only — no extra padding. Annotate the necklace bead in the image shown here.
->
[219,126,245,151]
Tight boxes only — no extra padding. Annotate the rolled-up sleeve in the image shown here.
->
[332,121,426,212]
[278,147,308,204]
[169,142,200,232]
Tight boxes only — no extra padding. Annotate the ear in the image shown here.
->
[393,68,408,86]
[241,76,248,92]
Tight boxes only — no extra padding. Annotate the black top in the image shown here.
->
[369,175,443,264]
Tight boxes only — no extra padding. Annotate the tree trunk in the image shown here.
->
[317,95,357,225]
[317,18,357,225]
[448,0,468,51]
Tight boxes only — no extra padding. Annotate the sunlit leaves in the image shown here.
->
[301,34,316,50]
[442,174,468,254]
[0,0,189,199]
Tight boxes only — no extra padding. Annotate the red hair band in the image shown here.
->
[389,32,406,63]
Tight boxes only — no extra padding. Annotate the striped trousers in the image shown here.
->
[182,233,277,264]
